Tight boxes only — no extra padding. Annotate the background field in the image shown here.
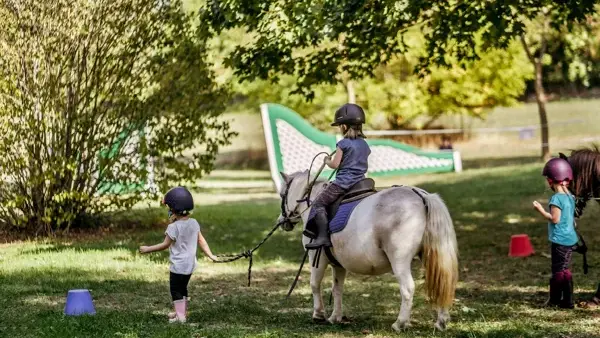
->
[214,99,600,170]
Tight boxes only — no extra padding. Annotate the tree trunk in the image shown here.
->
[345,80,356,104]
[520,18,550,161]
[534,62,551,161]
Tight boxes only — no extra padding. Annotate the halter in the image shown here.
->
[280,176,303,227]
[279,176,317,229]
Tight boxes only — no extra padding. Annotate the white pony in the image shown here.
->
[278,171,458,331]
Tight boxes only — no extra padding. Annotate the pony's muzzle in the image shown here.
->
[278,214,298,231]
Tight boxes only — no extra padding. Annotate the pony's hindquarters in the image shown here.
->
[422,193,458,310]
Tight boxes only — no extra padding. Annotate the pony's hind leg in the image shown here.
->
[435,307,451,330]
[391,262,415,331]
[328,266,347,324]
[309,251,328,322]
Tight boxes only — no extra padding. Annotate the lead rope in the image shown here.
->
[213,221,281,286]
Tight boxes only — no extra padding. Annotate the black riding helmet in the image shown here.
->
[331,103,366,126]
[163,186,194,215]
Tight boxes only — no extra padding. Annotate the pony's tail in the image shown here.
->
[422,193,458,309]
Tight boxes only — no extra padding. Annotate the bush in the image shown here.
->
[0,0,235,234]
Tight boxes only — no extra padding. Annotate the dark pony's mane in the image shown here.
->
[563,145,600,198]
[561,145,600,217]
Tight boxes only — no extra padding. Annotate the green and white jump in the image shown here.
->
[260,103,462,191]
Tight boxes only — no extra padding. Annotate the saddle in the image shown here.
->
[326,178,377,221]
[304,178,377,239]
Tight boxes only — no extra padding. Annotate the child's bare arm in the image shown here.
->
[533,201,561,223]
[198,232,217,261]
[549,206,561,224]
[139,235,173,254]
[325,147,343,169]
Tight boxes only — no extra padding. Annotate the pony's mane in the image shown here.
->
[568,144,600,197]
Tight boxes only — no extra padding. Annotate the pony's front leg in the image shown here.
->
[328,266,346,323]
[309,250,328,322]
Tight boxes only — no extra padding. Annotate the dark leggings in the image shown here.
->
[312,183,347,215]
[170,272,192,301]
[551,243,573,275]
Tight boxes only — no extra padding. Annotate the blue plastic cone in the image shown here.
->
[64,289,96,316]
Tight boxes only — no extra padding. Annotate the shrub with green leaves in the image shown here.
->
[0,0,235,234]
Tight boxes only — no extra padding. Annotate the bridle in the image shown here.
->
[280,177,300,226]
[279,175,314,230]
[279,151,336,230]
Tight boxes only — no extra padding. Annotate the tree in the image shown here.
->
[356,34,532,129]
[519,7,600,160]
[0,0,235,234]
[229,31,531,131]
[202,0,598,159]
[519,12,553,160]
[536,8,600,91]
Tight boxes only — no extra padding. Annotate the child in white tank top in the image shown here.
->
[139,187,217,323]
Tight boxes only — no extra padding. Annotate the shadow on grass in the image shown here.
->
[2,265,600,338]
[18,198,306,267]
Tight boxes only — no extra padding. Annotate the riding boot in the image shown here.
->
[168,296,190,319]
[545,277,562,307]
[305,212,332,249]
[560,270,574,309]
[169,299,187,323]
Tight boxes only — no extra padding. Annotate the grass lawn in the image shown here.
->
[2,164,600,337]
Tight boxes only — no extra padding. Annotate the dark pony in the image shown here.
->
[559,145,600,307]
[559,145,600,217]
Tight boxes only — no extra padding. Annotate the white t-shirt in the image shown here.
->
[165,218,201,275]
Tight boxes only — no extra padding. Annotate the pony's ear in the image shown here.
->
[559,152,568,160]
[280,171,290,183]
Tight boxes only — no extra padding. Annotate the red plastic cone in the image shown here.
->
[509,234,535,257]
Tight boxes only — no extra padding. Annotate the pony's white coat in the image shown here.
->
[278,171,459,331]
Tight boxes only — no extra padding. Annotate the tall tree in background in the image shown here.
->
[521,12,552,161]
[202,0,598,160]
[229,31,531,131]
[518,7,600,160]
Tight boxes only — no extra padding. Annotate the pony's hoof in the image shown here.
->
[312,312,327,324]
[312,317,328,324]
[578,297,600,309]
[392,321,411,332]
[434,321,447,331]
[328,314,347,324]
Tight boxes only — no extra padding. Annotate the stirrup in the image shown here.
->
[305,240,332,250]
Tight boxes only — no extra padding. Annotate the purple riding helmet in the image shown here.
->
[542,158,573,183]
